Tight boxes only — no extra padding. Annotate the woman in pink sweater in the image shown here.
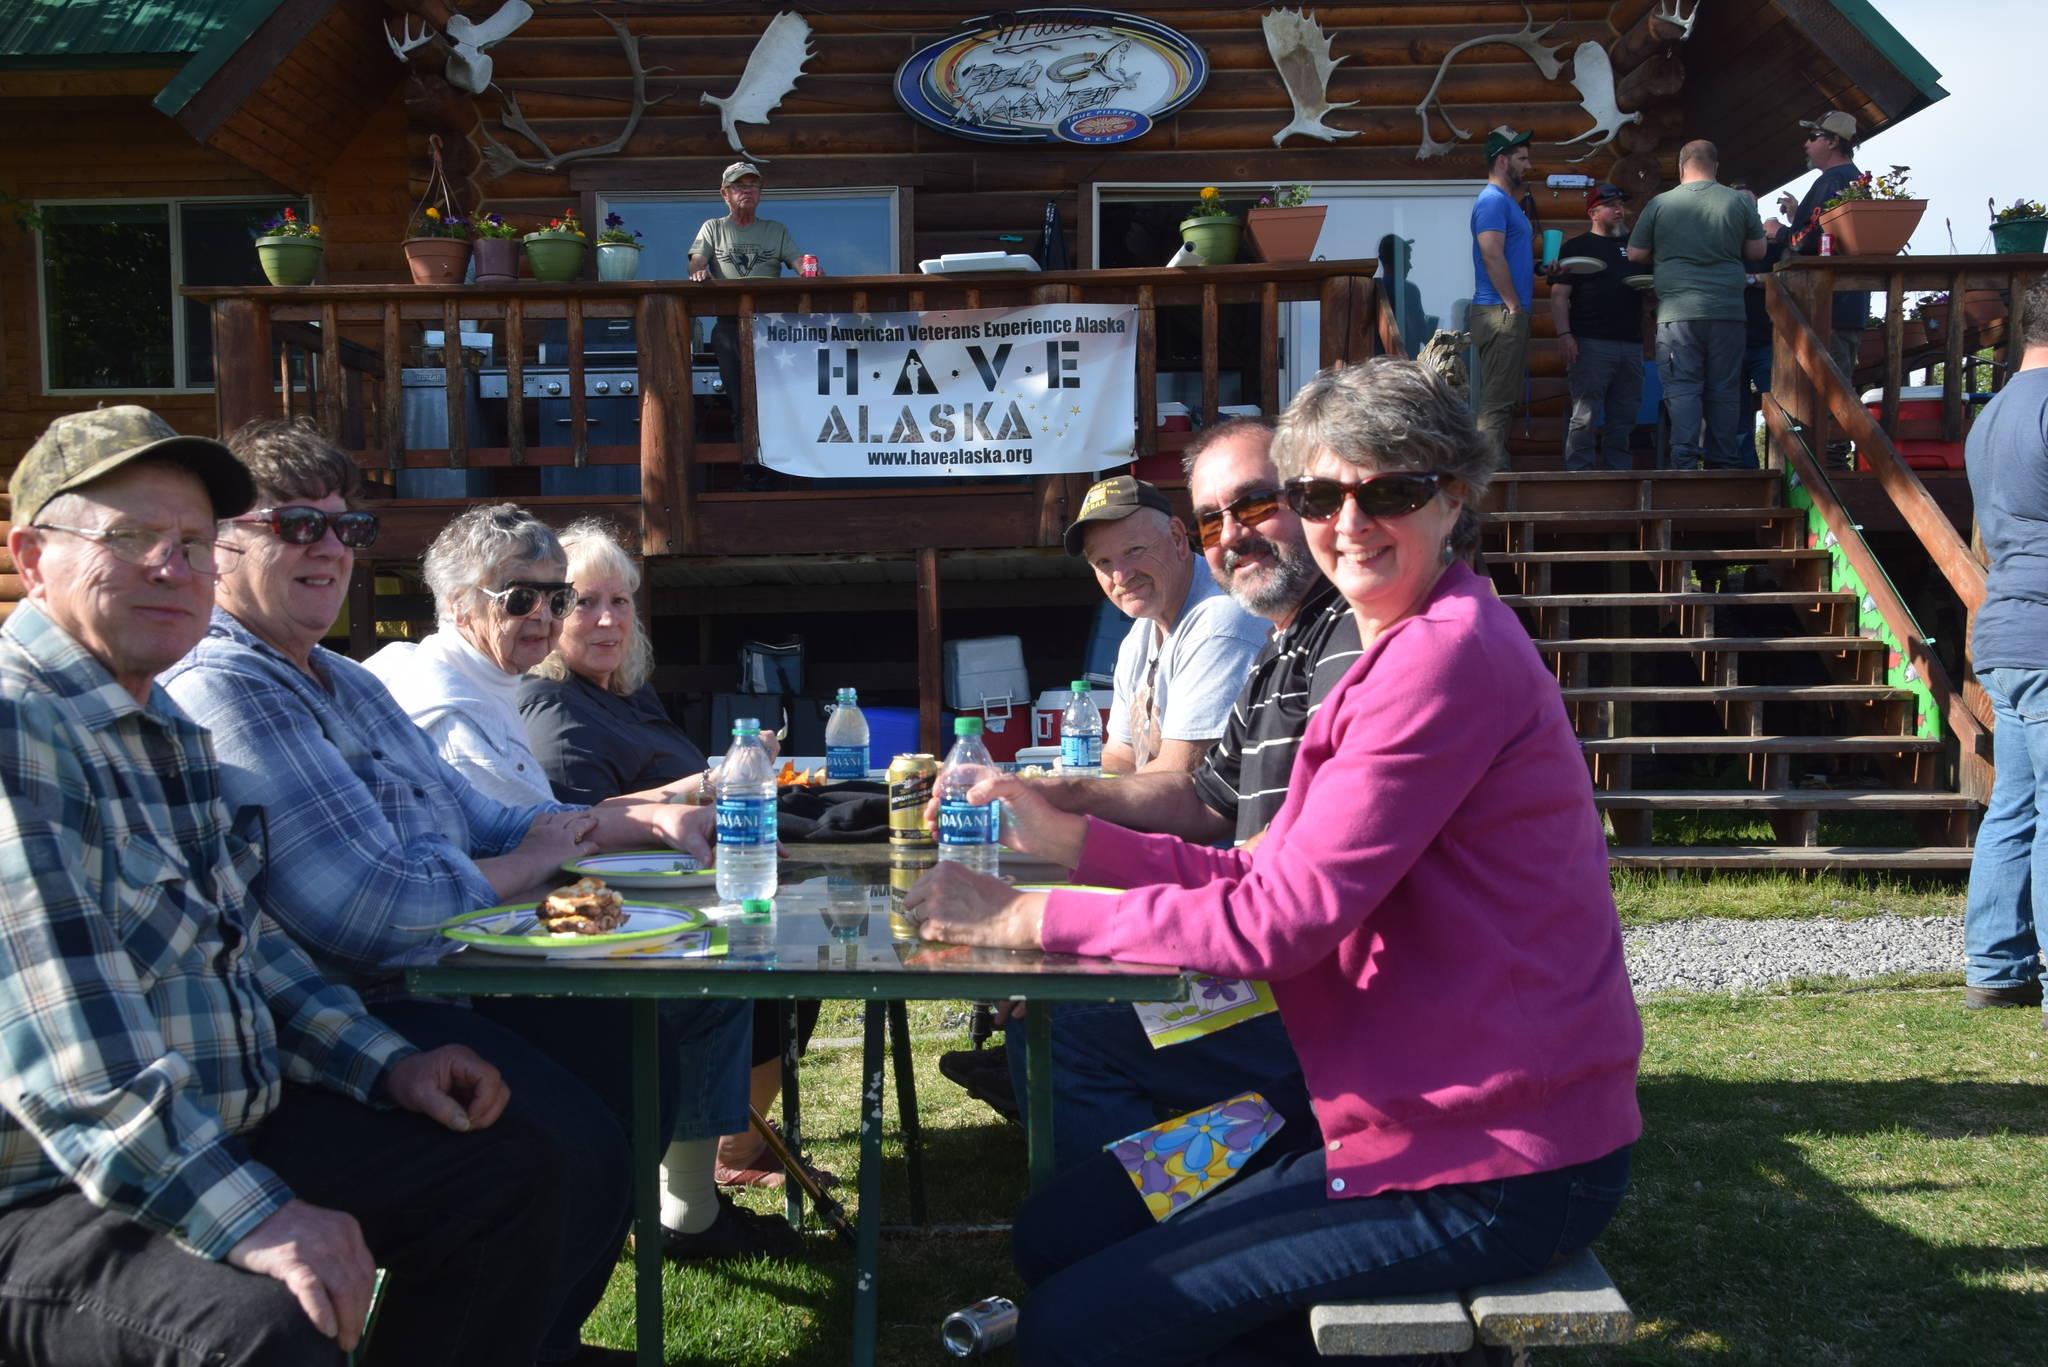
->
[907,358,1642,1366]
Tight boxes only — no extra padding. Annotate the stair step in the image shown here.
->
[1486,548,1827,565]
[1536,635,1883,654]
[1595,789,1974,810]
[1487,507,1802,525]
[1562,685,1910,703]
[1580,734,1942,755]
[1609,845,1975,870]
[1501,592,1851,608]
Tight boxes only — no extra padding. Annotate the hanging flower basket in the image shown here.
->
[1244,205,1327,263]
[524,230,587,282]
[1990,217,2048,254]
[596,241,642,281]
[255,236,323,287]
[402,236,472,285]
[1816,199,1927,256]
[1178,215,1241,266]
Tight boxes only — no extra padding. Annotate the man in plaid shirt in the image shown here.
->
[0,408,563,1367]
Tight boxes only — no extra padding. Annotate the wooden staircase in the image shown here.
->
[1481,470,1977,874]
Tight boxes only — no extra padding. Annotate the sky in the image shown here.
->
[1764,0,2035,261]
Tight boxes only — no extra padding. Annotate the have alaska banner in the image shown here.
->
[751,303,1138,478]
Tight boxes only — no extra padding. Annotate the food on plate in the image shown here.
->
[537,876,627,935]
[775,762,829,787]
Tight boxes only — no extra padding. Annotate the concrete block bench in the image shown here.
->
[1310,1249,1633,1361]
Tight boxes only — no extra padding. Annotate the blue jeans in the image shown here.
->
[1003,1004,1319,1173]
[1965,666,2048,989]
[1658,319,1746,469]
[1012,1138,1632,1366]
[1564,338,1642,471]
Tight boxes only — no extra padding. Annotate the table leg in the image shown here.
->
[632,998,663,1367]
[885,999,927,1228]
[854,1001,885,1367]
[780,1000,802,1229]
[1025,1006,1054,1190]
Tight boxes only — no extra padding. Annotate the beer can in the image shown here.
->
[888,753,938,847]
[799,253,821,277]
[940,1296,1018,1357]
[888,849,935,939]
[1819,231,1834,256]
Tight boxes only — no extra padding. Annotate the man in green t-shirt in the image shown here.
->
[690,162,803,456]
[1627,140,1767,469]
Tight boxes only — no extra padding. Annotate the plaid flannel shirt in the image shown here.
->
[0,603,415,1259]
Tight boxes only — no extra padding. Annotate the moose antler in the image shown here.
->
[1649,0,1701,41]
[478,13,674,177]
[1413,3,1567,159]
[386,16,437,62]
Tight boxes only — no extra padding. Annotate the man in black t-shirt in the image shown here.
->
[1550,184,1643,470]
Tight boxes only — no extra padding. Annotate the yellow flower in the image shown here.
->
[425,207,441,220]
[1200,187,1220,201]
[307,225,321,237]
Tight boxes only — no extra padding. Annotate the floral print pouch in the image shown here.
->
[1106,1091,1285,1221]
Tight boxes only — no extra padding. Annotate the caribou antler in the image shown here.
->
[1413,3,1567,159]
[386,16,437,63]
[478,13,674,177]
[1649,0,1701,41]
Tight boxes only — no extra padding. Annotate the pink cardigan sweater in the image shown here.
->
[1043,563,1642,1200]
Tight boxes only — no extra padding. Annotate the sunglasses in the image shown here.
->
[231,505,380,549]
[480,580,577,619]
[1194,486,1285,549]
[1283,472,1444,522]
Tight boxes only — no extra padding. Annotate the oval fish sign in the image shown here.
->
[894,9,1207,145]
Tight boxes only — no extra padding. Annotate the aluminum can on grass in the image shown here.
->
[940,1296,1018,1357]
[888,753,938,847]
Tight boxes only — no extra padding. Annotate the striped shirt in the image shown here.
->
[0,603,413,1259]
[1191,584,1363,843]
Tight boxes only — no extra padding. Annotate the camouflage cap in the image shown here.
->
[1064,474,1174,556]
[721,161,762,186]
[11,406,255,524]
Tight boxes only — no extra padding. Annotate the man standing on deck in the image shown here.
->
[1552,183,1643,471]
[1469,126,1537,467]
[1774,110,1868,382]
[690,162,803,478]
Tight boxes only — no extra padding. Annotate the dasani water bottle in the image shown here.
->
[936,717,1001,875]
[825,687,870,780]
[715,720,778,903]
[1060,680,1102,776]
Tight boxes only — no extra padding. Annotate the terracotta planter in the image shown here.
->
[254,236,322,287]
[1991,217,2048,254]
[1915,304,1950,342]
[1901,319,1928,351]
[523,231,587,282]
[1816,199,1927,256]
[1857,329,1884,365]
[1178,215,1241,266]
[473,237,520,284]
[402,236,471,285]
[1962,288,2005,327]
[1243,204,1327,263]
[596,241,642,281]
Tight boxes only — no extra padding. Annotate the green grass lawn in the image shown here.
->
[582,986,2044,1365]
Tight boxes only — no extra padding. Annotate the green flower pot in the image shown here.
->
[523,230,587,282]
[255,236,323,287]
[1178,215,1242,267]
[1991,217,2048,254]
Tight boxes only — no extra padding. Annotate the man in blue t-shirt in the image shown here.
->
[1962,275,2048,1018]
[1469,125,1535,466]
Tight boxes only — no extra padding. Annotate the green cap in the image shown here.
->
[12,406,255,524]
[1482,125,1533,162]
[1070,679,1091,692]
[740,897,773,921]
[954,716,983,735]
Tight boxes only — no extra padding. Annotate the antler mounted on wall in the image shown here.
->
[701,10,815,162]
[1649,0,1702,43]
[478,13,675,178]
[1263,9,1359,147]
[1554,42,1643,163]
[1413,3,1567,159]
[385,0,533,95]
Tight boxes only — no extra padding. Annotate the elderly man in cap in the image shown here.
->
[0,408,565,1366]
[1550,182,1644,470]
[1774,110,1869,384]
[1469,125,1537,465]
[1066,474,1267,775]
[691,161,804,476]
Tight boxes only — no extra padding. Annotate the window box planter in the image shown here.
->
[1244,205,1327,263]
[1816,199,1927,256]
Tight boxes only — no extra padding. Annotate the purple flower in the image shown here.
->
[605,212,624,229]
[1196,975,1242,1005]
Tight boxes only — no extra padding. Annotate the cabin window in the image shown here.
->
[596,187,902,280]
[37,197,298,394]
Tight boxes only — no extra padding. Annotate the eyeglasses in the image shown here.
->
[32,522,242,577]
[230,505,380,549]
[479,580,577,619]
[1194,486,1285,549]
[1283,472,1444,522]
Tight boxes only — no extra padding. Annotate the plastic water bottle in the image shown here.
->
[825,687,870,780]
[728,897,776,963]
[715,719,778,904]
[937,717,1002,875]
[1060,679,1102,776]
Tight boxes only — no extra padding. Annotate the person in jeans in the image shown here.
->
[0,407,561,1367]
[906,360,1642,1364]
[1468,125,1536,466]
[1551,183,1644,470]
[1734,186,1788,455]
[1628,140,1768,469]
[1961,276,2048,1018]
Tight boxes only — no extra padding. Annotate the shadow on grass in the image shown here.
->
[1587,1075,2048,1366]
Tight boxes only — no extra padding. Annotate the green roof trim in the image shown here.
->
[1830,0,1947,101]
[0,0,260,61]
[152,0,288,118]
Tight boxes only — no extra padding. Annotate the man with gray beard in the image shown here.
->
[937,418,1361,1164]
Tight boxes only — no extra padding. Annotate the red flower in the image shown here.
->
[283,208,297,221]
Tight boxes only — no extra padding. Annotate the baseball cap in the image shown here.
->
[1586,183,1630,211]
[11,406,255,524]
[721,161,762,186]
[1483,126,1533,161]
[1064,475,1174,556]
[1799,111,1857,143]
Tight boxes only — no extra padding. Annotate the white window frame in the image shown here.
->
[34,194,301,397]
[597,185,903,275]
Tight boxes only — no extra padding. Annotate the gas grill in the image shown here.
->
[476,317,727,450]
